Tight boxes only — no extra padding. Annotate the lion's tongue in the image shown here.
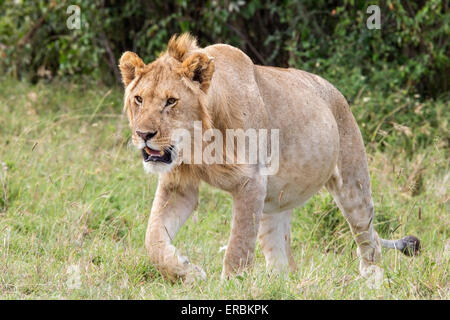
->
[145,147,164,157]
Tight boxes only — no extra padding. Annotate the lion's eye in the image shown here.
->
[165,98,177,107]
[134,96,143,104]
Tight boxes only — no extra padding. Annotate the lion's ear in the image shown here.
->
[119,51,145,86]
[181,53,215,92]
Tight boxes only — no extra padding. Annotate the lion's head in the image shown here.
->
[119,34,214,174]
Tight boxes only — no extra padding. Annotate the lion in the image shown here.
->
[118,33,420,283]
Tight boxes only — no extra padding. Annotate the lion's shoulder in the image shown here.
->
[204,44,254,70]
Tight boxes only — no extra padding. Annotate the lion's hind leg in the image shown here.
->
[323,97,385,280]
[257,210,297,274]
[326,163,383,279]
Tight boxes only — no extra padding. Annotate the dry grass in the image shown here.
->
[0,79,448,299]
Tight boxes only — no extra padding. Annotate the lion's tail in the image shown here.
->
[379,235,421,256]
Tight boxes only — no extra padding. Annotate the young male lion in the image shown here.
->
[119,33,419,283]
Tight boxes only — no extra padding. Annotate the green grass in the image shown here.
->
[0,78,448,299]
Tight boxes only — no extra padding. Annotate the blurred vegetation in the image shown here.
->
[0,0,448,98]
[0,0,448,159]
[1,0,448,154]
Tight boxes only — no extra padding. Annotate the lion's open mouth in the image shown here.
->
[142,146,173,164]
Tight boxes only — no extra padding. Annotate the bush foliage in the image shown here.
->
[0,0,448,98]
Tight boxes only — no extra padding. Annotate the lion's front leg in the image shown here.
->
[222,175,266,278]
[145,176,205,283]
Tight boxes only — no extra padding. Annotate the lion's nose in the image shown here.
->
[136,130,157,141]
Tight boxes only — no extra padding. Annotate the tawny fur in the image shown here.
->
[119,33,387,282]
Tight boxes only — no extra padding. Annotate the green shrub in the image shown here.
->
[0,0,448,98]
[0,0,448,156]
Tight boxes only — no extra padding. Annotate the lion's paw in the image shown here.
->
[360,264,384,289]
[183,264,207,284]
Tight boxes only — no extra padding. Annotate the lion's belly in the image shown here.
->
[262,101,339,214]
[263,173,330,214]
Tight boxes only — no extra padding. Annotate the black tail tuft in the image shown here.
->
[400,235,421,256]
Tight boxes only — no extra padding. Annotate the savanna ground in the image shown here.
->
[0,78,448,299]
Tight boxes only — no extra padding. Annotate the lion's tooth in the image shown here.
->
[144,147,151,154]
[159,150,164,156]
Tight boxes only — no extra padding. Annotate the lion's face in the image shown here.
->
[119,35,214,174]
